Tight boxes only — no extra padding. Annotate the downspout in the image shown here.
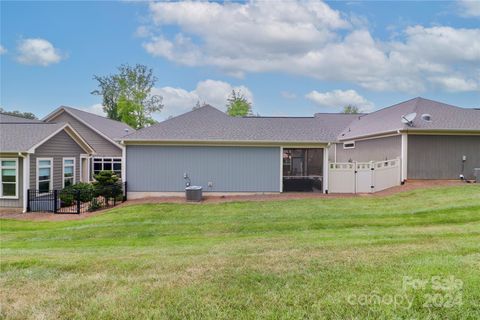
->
[323,143,331,194]
[399,130,408,184]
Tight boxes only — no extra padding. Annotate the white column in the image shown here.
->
[23,154,30,213]
[121,145,127,182]
[401,133,408,183]
[323,145,329,194]
[279,146,283,192]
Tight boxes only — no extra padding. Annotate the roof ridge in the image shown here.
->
[122,104,227,139]
[62,106,133,127]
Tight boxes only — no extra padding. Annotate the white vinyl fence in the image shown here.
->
[328,158,401,193]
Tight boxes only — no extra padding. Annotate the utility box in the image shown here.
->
[474,168,480,183]
[185,186,203,202]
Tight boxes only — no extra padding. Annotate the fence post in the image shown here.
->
[53,190,58,213]
[76,190,81,214]
[27,189,31,212]
[124,181,127,201]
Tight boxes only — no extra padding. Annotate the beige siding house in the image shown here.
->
[43,106,134,181]
[0,113,94,212]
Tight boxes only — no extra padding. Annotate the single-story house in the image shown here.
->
[120,97,479,198]
[0,113,95,212]
[42,106,134,181]
[335,97,480,181]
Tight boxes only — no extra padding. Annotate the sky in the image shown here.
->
[1,0,479,120]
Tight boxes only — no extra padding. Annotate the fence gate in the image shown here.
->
[329,158,400,193]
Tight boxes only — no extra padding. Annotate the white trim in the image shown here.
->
[323,145,329,194]
[121,139,331,147]
[343,141,355,149]
[279,146,283,192]
[401,133,408,183]
[43,108,123,150]
[62,157,76,188]
[92,156,122,178]
[79,154,90,183]
[36,157,53,194]
[23,154,30,212]
[121,145,126,182]
[0,157,19,199]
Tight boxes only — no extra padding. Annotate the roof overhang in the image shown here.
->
[27,123,95,154]
[121,139,330,147]
[339,128,480,141]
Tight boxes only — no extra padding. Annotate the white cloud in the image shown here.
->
[152,79,254,119]
[141,1,480,93]
[458,0,480,17]
[79,103,106,116]
[306,89,374,112]
[0,45,6,55]
[429,76,479,92]
[16,38,64,66]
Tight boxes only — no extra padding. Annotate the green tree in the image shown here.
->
[226,90,252,117]
[91,64,163,127]
[342,105,360,114]
[0,108,37,119]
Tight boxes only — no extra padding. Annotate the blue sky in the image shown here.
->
[1,1,479,120]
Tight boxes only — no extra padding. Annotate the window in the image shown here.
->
[0,159,18,198]
[63,158,75,188]
[343,141,355,149]
[92,158,122,178]
[37,158,53,194]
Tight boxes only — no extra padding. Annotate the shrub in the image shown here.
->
[59,183,95,206]
[93,171,123,203]
[88,198,101,212]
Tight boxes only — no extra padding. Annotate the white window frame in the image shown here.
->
[62,157,76,188]
[343,141,356,149]
[92,157,122,178]
[37,157,53,194]
[0,158,19,199]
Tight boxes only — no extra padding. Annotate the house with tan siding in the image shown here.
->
[0,113,94,212]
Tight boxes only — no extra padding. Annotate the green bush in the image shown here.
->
[93,171,123,204]
[60,183,95,206]
[88,198,101,212]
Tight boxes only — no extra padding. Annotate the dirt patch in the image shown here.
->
[0,180,469,222]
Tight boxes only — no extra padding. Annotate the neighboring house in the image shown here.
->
[335,97,480,181]
[120,97,479,197]
[42,106,134,181]
[0,113,94,212]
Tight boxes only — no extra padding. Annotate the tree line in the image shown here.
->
[2,63,360,123]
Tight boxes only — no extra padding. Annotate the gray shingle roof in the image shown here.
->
[44,106,135,140]
[0,123,64,152]
[339,97,480,140]
[122,105,359,143]
[0,113,43,123]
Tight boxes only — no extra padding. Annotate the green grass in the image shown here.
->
[1,185,480,319]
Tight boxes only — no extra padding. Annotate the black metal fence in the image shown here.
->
[27,182,127,214]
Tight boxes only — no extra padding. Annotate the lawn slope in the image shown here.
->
[1,185,480,319]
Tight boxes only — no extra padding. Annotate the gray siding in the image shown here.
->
[127,145,281,192]
[30,130,85,190]
[408,135,480,179]
[48,112,121,156]
[335,135,401,162]
[0,156,23,208]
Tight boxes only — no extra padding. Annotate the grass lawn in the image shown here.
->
[1,185,480,319]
